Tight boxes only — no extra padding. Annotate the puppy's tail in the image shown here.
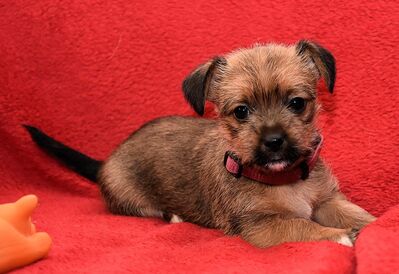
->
[23,125,102,183]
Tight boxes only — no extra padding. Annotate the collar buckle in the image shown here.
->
[224,151,243,178]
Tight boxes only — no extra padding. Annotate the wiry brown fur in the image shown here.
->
[98,41,375,248]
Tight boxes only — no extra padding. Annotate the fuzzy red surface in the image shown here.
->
[0,0,398,273]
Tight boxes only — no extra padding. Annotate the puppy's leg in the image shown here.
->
[238,215,354,248]
[98,159,163,218]
[101,179,163,218]
[313,192,376,231]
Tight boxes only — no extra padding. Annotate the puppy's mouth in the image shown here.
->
[264,159,290,172]
[253,149,303,172]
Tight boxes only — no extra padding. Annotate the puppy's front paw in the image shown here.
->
[335,234,353,247]
[334,228,359,247]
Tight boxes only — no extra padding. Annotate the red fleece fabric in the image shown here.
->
[0,1,398,273]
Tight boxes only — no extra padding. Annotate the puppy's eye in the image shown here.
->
[234,105,249,120]
[288,97,306,113]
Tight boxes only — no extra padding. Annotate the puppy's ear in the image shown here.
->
[182,56,226,116]
[296,40,336,93]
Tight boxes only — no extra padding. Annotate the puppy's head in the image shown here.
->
[183,40,335,171]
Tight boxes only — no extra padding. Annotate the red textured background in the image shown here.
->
[0,1,398,273]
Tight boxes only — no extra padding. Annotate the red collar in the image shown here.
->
[224,136,323,185]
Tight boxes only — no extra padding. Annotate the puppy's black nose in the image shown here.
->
[264,133,285,152]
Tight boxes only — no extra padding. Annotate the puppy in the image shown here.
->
[25,40,376,248]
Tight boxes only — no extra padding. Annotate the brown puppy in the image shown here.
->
[26,40,376,248]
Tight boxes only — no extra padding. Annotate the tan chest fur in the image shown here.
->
[274,183,319,219]
[238,163,338,221]
[271,170,338,219]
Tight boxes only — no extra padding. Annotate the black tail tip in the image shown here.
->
[22,124,52,147]
[22,124,44,140]
[23,124,39,135]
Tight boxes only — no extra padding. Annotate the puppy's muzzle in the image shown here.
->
[264,132,285,152]
[263,128,286,152]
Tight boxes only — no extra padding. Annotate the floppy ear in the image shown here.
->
[182,56,225,116]
[296,40,336,93]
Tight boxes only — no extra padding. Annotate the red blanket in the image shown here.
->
[1,0,398,273]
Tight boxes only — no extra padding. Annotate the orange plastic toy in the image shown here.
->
[0,195,52,273]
